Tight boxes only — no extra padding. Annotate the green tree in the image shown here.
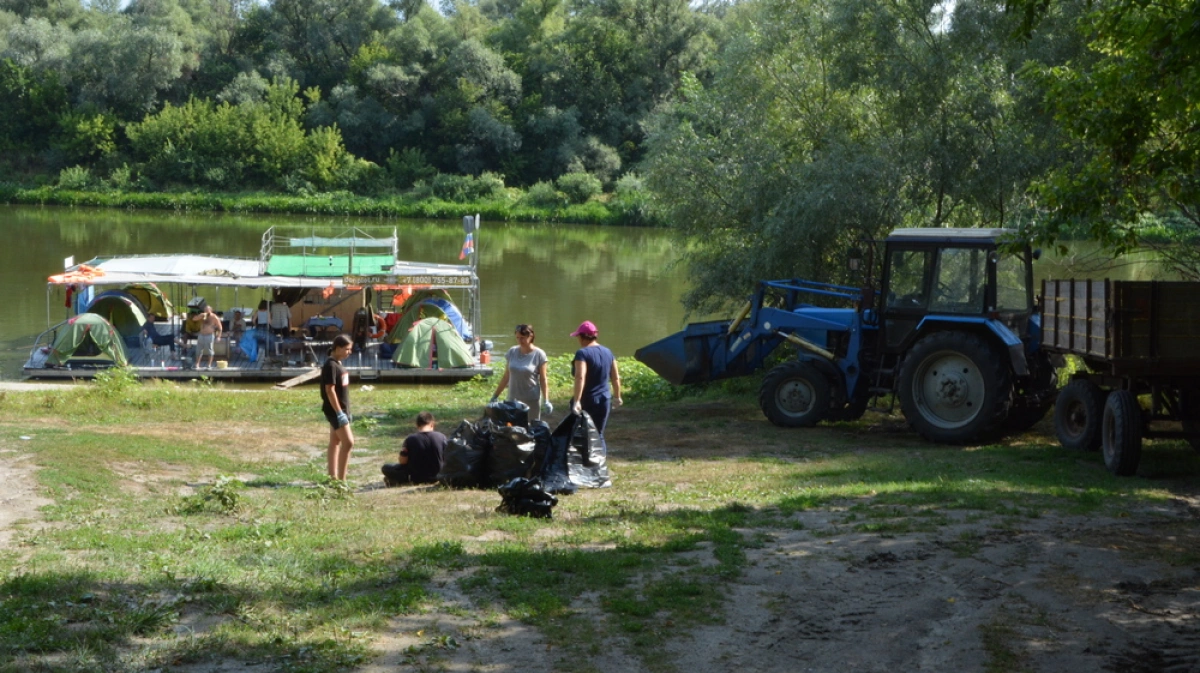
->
[260,0,398,91]
[0,56,67,153]
[643,0,1071,312]
[1020,0,1200,266]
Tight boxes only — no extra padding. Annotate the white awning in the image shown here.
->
[50,255,475,289]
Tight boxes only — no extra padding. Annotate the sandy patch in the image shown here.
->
[0,447,52,550]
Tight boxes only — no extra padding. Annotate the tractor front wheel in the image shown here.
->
[760,361,831,428]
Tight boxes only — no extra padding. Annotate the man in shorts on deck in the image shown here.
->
[196,306,223,370]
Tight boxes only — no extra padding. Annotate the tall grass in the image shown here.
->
[0,185,660,227]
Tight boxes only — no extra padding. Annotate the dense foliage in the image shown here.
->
[0,0,714,205]
[2,0,1196,303]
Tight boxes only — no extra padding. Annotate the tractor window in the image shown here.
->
[930,248,986,313]
[995,254,1030,312]
[887,249,932,309]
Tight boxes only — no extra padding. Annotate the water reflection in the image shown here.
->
[0,205,697,378]
[0,204,1175,380]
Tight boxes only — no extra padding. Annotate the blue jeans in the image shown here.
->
[580,394,611,452]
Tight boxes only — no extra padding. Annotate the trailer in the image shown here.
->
[1042,279,1200,475]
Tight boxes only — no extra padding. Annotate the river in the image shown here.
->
[0,204,1172,380]
[0,204,699,379]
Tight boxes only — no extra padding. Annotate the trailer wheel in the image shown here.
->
[897,331,1012,444]
[760,361,831,428]
[1102,390,1142,476]
[1053,379,1106,452]
[1181,389,1200,452]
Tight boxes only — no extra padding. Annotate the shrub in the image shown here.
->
[387,148,436,189]
[107,164,134,190]
[556,172,602,204]
[56,165,93,190]
[522,180,568,208]
[430,172,507,202]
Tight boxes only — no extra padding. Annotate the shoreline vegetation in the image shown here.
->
[0,183,657,226]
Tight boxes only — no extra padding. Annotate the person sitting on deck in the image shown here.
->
[140,314,176,352]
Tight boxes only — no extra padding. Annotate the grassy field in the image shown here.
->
[1,365,1198,673]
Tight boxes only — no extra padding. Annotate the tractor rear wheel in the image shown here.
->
[897,331,1012,444]
[760,361,831,428]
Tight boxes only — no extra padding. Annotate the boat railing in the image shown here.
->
[24,321,65,368]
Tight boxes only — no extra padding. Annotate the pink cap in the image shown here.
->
[570,320,598,337]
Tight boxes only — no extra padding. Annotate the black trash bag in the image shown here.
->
[526,420,552,469]
[543,411,612,491]
[534,419,574,495]
[495,477,557,519]
[437,420,488,488]
[489,424,537,485]
[485,399,529,428]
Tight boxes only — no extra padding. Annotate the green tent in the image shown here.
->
[393,317,475,369]
[47,313,129,367]
[87,291,150,347]
[386,289,453,344]
[123,283,173,321]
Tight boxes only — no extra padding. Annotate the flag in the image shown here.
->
[459,232,474,260]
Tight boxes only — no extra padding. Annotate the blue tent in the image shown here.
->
[422,298,472,339]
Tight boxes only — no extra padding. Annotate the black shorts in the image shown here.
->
[323,409,349,429]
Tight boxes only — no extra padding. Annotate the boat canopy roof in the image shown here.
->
[47,224,479,291]
[48,254,475,289]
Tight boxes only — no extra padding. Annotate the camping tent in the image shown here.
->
[86,291,151,347]
[386,289,452,343]
[394,317,475,368]
[421,297,472,339]
[123,283,173,320]
[47,313,129,367]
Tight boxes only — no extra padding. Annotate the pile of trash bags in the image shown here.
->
[439,400,612,517]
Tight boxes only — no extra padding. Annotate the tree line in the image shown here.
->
[1,0,1196,307]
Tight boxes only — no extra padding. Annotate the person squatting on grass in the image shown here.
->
[381,411,447,486]
[321,334,354,481]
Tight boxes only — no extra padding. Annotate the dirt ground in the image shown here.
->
[359,423,1200,673]
[3,399,1200,673]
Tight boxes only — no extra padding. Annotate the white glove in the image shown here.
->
[541,400,553,415]
[489,395,499,404]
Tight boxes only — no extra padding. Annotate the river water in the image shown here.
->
[0,204,1171,380]
[0,204,700,379]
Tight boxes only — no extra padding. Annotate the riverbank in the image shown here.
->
[2,371,1198,672]
[0,185,658,227]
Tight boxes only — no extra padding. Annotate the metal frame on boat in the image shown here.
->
[24,218,492,383]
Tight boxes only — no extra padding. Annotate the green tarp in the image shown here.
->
[266,254,396,278]
[394,317,475,369]
[48,313,129,367]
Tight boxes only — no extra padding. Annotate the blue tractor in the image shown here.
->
[635,228,1060,444]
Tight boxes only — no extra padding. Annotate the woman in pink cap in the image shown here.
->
[569,320,622,449]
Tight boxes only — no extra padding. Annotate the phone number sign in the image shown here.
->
[344,274,473,287]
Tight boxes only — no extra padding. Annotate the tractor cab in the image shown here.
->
[878,228,1036,354]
